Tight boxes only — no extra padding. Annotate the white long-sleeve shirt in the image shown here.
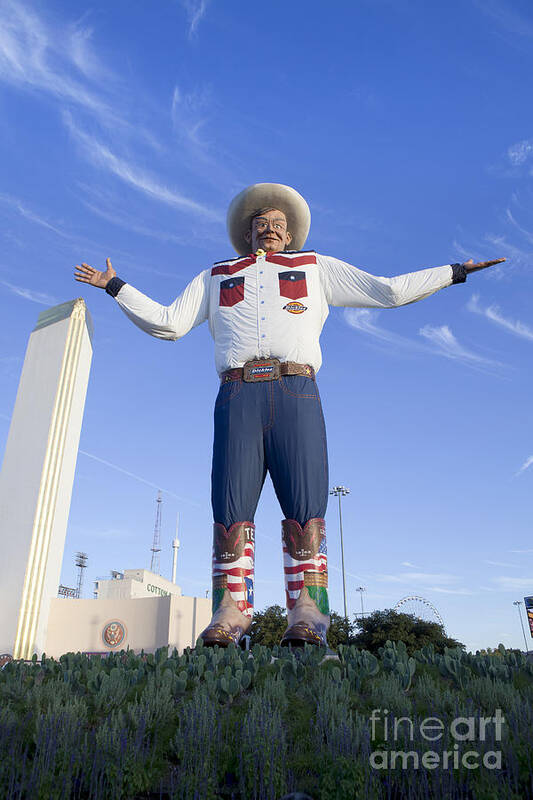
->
[109,250,460,374]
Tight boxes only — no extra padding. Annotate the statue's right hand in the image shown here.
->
[74,257,116,289]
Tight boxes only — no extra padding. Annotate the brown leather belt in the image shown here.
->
[221,358,315,384]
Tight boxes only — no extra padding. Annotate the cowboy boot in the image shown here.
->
[280,518,330,647]
[199,521,255,647]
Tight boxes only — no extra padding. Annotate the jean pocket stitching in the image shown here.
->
[278,376,317,399]
[215,380,243,407]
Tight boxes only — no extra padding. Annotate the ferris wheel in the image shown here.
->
[394,595,446,632]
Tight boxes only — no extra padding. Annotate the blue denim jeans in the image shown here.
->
[211,375,329,528]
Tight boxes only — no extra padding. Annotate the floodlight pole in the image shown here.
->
[356,585,366,617]
[513,600,529,653]
[330,485,350,620]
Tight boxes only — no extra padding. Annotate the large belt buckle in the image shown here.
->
[243,358,281,382]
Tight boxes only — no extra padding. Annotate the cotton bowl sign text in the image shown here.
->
[146,583,170,597]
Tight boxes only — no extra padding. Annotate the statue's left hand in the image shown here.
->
[74,257,116,289]
[463,257,506,273]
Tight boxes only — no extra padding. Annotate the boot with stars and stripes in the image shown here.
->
[198,521,255,647]
[280,518,330,647]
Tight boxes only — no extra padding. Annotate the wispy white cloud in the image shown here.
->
[473,0,533,38]
[0,0,235,211]
[510,548,533,554]
[505,207,533,245]
[78,197,187,246]
[401,561,418,568]
[0,279,57,305]
[328,564,368,582]
[467,294,533,342]
[484,233,529,271]
[452,239,478,264]
[78,449,201,507]
[169,82,244,192]
[75,181,227,257]
[171,82,211,155]
[64,112,222,221]
[493,575,533,592]
[171,85,181,109]
[515,455,533,477]
[67,21,107,81]
[375,572,459,585]
[181,0,211,39]
[426,586,476,595]
[484,559,519,568]
[344,310,503,371]
[451,235,513,277]
[89,526,135,541]
[419,324,502,368]
[0,191,153,271]
[344,308,421,350]
[0,0,161,150]
[0,192,70,238]
[0,0,111,118]
[0,356,20,367]
[0,355,21,381]
[507,139,533,166]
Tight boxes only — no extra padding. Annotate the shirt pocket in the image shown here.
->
[278,270,307,300]
[219,276,245,307]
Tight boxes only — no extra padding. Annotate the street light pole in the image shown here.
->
[513,600,529,653]
[330,485,350,620]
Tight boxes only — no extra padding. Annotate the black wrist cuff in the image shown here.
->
[451,263,467,284]
[105,277,126,297]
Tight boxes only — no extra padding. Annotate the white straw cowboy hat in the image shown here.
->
[227,183,311,256]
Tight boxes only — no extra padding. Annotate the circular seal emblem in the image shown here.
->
[0,653,13,669]
[102,621,126,649]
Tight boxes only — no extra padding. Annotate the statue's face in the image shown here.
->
[244,209,293,253]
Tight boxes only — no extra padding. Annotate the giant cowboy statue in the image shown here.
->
[75,183,505,648]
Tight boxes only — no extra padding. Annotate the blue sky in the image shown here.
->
[1,0,533,652]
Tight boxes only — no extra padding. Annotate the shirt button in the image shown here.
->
[260,300,264,304]
[259,270,263,274]
[261,317,265,320]
[261,334,265,338]
[260,285,263,289]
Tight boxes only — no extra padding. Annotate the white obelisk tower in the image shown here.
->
[0,298,93,659]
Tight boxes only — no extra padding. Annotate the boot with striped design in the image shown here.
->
[199,521,255,647]
[280,518,330,647]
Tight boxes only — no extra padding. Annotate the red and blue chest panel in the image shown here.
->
[211,251,316,307]
[219,276,245,307]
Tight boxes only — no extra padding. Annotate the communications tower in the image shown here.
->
[150,491,162,574]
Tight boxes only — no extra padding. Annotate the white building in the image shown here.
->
[0,299,93,660]
[0,299,210,661]
[45,569,211,657]
[95,568,184,601]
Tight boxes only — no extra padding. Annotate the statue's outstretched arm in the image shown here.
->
[74,258,209,340]
[317,254,506,309]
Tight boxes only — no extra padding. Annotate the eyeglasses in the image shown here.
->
[252,218,287,232]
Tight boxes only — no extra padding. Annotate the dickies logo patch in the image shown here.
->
[283,301,307,314]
